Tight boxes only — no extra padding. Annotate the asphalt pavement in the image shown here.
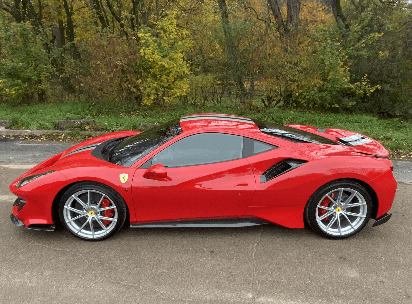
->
[1,139,412,304]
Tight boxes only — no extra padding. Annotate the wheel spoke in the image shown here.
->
[72,195,88,209]
[326,194,337,204]
[69,214,87,222]
[344,211,366,218]
[87,190,91,208]
[97,216,117,222]
[337,189,343,204]
[342,212,356,231]
[346,202,366,208]
[319,210,334,221]
[337,213,342,235]
[90,217,95,238]
[76,218,89,234]
[325,214,337,231]
[343,192,356,206]
[95,217,108,231]
[97,195,105,209]
[64,206,83,214]
[99,206,116,212]
[318,205,333,211]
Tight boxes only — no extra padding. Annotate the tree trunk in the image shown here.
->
[287,0,300,30]
[330,0,350,31]
[267,0,288,37]
[217,0,246,102]
[62,0,74,43]
[92,0,108,29]
[106,0,128,37]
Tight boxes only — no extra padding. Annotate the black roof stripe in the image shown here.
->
[180,114,254,124]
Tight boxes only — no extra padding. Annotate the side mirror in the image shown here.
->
[143,163,167,179]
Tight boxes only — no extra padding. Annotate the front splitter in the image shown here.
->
[10,213,55,231]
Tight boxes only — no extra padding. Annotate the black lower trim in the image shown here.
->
[13,197,27,212]
[10,213,24,226]
[372,213,392,227]
[10,214,55,231]
[27,224,56,232]
[130,219,268,228]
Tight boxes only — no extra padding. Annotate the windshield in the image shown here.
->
[109,119,182,167]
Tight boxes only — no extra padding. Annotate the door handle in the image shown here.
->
[235,182,249,187]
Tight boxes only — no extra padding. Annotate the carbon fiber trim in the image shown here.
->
[63,144,99,157]
[180,114,254,124]
[130,219,268,228]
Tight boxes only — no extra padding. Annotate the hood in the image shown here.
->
[18,131,141,178]
[285,125,389,158]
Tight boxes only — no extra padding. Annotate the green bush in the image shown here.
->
[0,16,54,104]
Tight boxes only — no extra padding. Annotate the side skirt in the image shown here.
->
[130,219,269,228]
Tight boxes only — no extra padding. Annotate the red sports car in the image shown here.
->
[10,113,396,241]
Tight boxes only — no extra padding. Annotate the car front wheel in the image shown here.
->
[305,180,372,239]
[59,182,127,241]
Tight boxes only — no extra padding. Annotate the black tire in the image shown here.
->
[305,180,372,239]
[59,182,127,241]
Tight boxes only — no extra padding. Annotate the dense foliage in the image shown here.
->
[0,0,411,118]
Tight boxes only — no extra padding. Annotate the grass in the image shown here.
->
[1,101,411,158]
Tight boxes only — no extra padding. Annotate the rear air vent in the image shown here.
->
[260,159,307,183]
[338,134,372,146]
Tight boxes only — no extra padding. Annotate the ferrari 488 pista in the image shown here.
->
[10,113,396,240]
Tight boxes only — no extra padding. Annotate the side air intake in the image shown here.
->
[260,159,307,183]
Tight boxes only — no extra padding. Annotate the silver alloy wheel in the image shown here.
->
[315,187,368,237]
[63,189,118,240]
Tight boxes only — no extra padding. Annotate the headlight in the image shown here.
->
[16,170,56,188]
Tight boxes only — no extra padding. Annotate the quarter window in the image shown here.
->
[243,137,277,158]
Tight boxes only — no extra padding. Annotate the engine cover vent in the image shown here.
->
[339,134,372,146]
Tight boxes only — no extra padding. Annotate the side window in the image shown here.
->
[151,133,243,168]
[243,137,277,158]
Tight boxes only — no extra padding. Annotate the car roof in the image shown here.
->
[179,113,260,133]
[178,113,338,145]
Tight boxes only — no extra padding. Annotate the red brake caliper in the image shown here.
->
[101,198,114,226]
[318,193,334,221]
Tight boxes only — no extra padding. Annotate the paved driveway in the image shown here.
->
[1,139,411,303]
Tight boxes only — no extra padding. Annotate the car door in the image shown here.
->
[131,133,256,222]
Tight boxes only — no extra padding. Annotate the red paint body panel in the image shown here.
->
[10,153,137,226]
[9,114,397,233]
[244,149,396,228]
[11,171,68,226]
[132,159,255,222]
[367,169,397,217]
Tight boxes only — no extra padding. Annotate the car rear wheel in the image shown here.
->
[59,183,127,241]
[305,180,372,239]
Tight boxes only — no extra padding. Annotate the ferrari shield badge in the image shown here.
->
[120,173,128,184]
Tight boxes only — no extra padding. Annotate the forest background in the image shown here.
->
[0,0,411,126]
